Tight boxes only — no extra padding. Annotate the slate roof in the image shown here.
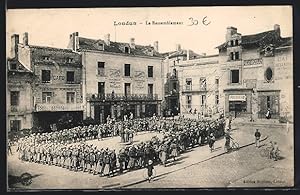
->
[165,49,202,59]
[29,45,75,53]
[78,37,163,58]
[7,58,33,73]
[216,29,292,50]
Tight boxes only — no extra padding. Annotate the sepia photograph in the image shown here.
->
[6,5,294,190]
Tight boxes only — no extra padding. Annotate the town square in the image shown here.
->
[6,6,293,190]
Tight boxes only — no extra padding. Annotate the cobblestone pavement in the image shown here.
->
[7,121,293,190]
[127,121,293,188]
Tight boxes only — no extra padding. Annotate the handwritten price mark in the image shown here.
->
[187,16,211,26]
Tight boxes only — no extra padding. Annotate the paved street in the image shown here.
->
[7,121,293,190]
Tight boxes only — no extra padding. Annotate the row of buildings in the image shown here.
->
[7,24,293,131]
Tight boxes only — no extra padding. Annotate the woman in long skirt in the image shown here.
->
[169,141,179,161]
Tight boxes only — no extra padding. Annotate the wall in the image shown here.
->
[218,43,293,120]
[18,45,31,70]
[82,51,164,99]
[30,47,83,112]
[274,47,293,120]
[7,72,33,130]
[177,56,221,115]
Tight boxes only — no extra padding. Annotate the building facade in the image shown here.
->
[217,24,293,121]
[162,45,203,116]
[68,32,164,123]
[7,33,83,131]
[176,54,220,116]
[7,55,34,131]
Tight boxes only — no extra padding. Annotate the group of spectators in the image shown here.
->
[15,116,225,177]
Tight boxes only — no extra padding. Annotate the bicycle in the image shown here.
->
[260,146,273,158]
[260,146,280,161]
[224,137,239,153]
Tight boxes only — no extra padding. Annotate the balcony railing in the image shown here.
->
[34,103,84,112]
[182,84,207,92]
[87,93,159,101]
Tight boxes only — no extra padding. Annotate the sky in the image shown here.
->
[6,6,292,57]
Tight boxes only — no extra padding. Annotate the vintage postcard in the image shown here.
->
[6,6,293,190]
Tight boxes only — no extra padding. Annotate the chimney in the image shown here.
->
[176,44,181,51]
[130,38,135,49]
[274,24,281,38]
[153,41,159,52]
[23,32,29,46]
[226,26,237,41]
[187,49,190,61]
[11,34,19,58]
[70,32,79,51]
[104,34,110,46]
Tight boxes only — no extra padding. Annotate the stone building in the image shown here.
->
[177,54,220,116]
[162,45,203,116]
[7,33,83,131]
[7,44,34,131]
[68,32,164,123]
[216,24,293,121]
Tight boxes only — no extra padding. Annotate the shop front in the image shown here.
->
[224,89,252,118]
[89,99,161,123]
[257,90,280,119]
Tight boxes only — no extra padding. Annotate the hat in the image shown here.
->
[148,160,153,165]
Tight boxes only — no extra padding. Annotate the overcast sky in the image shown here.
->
[6,6,292,57]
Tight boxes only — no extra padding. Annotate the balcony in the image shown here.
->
[34,103,84,112]
[182,84,207,93]
[87,93,159,102]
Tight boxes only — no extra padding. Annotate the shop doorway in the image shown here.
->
[229,101,247,118]
[258,94,280,119]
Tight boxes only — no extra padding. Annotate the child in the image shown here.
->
[254,129,261,148]
[147,160,154,182]
[208,133,216,152]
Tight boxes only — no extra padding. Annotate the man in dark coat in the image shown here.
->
[89,150,96,174]
[118,148,126,174]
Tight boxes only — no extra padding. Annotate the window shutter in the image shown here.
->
[239,68,242,84]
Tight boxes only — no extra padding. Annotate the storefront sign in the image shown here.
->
[35,104,84,112]
[134,71,146,89]
[229,95,246,101]
[109,78,121,88]
[275,54,292,80]
[134,71,145,79]
[243,58,263,66]
[52,75,65,80]
[109,69,121,77]
[108,69,121,88]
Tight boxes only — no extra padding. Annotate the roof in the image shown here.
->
[167,49,202,59]
[78,37,163,58]
[216,29,292,50]
[277,37,293,47]
[29,45,76,53]
[7,58,33,73]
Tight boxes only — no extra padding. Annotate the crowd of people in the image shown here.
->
[15,116,226,177]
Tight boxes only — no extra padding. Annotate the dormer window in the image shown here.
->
[235,40,239,46]
[124,46,130,54]
[43,56,50,61]
[264,45,274,57]
[230,40,234,46]
[67,57,74,63]
[10,63,17,70]
[98,43,104,51]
